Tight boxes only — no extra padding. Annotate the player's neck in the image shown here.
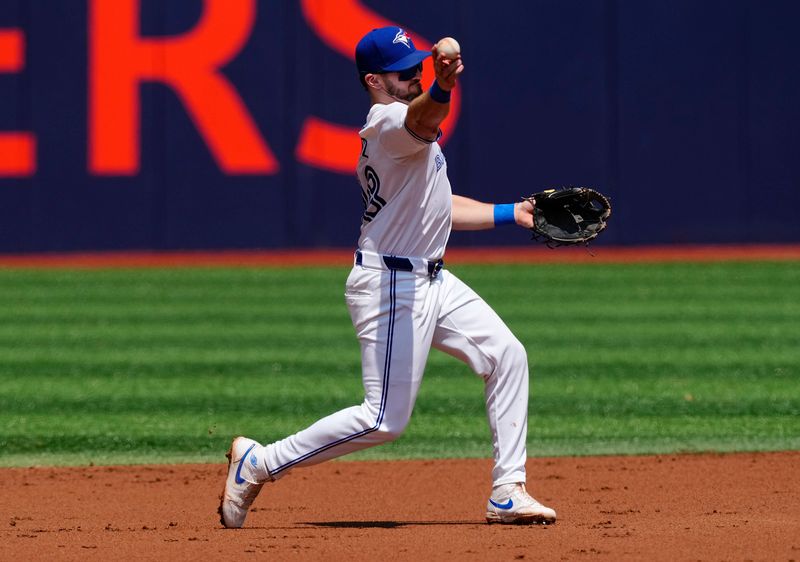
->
[369,90,410,106]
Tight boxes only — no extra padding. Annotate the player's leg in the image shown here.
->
[431,270,556,524]
[432,270,528,485]
[260,269,437,477]
[220,268,438,527]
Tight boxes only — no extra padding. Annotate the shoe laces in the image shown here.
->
[494,483,543,508]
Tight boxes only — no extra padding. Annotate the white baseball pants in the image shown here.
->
[262,255,530,486]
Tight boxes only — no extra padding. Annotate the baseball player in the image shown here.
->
[219,26,556,527]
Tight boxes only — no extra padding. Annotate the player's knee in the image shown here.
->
[362,398,411,443]
[509,338,528,364]
[374,417,409,442]
[497,337,528,373]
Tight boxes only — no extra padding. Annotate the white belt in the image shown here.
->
[354,250,444,278]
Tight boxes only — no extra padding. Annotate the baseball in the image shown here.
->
[436,37,461,60]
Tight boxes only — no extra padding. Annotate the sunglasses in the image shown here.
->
[396,62,423,81]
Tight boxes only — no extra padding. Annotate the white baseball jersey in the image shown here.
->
[355,102,452,261]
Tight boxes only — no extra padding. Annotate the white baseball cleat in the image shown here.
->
[218,436,266,528]
[485,483,557,525]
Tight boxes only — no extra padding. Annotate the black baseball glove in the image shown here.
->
[526,187,612,247]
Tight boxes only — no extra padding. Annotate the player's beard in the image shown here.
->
[384,78,423,103]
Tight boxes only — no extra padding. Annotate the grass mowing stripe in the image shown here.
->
[1,261,798,467]
[3,317,798,335]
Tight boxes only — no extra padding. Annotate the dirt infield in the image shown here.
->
[1,244,800,268]
[2,452,798,561]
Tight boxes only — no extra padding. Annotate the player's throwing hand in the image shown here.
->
[432,41,464,91]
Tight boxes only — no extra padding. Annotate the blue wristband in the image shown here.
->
[493,203,516,226]
[429,81,451,104]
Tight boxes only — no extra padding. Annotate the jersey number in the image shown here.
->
[361,165,386,224]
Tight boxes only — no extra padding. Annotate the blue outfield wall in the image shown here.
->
[0,0,798,253]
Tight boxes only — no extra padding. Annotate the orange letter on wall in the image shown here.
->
[89,0,277,175]
[0,29,36,177]
[297,0,461,174]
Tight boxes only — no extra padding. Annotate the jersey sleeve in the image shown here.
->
[370,103,440,159]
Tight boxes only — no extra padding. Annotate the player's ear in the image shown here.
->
[364,73,384,91]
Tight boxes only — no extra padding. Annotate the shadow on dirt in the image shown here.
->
[302,520,482,528]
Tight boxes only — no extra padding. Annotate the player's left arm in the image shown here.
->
[451,194,534,231]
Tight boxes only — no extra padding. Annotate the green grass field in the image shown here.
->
[1,261,799,467]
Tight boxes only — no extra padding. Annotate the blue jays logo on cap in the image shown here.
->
[392,29,411,48]
[356,26,431,76]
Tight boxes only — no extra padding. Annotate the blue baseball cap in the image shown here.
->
[356,27,431,76]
